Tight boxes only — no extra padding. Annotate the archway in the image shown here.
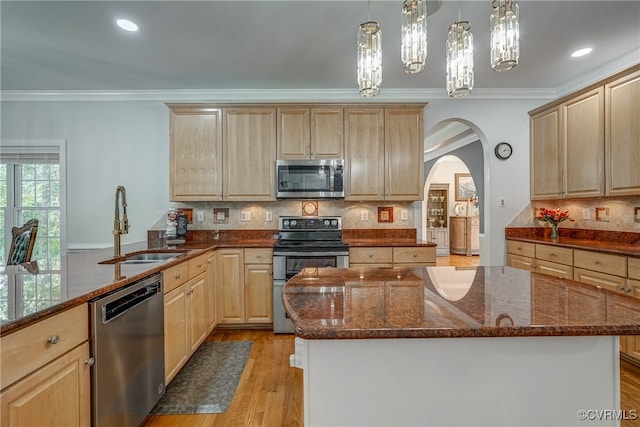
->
[421,118,489,264]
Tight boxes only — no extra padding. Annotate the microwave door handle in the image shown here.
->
[329,170,334,192]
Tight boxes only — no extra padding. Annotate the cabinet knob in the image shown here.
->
[85,357,95,367]
[197,264,203,268]
[175,273,181,279]
[47,335,60,345]
[593,260,600,265]
[413,253,418,258]
[368,254,373,258]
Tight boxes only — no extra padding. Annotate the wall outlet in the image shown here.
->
[266,211,273,222]
[196,210,204,222]
[582,208,591,220]
[361,210,369,221]
[240,211,251,221]
[401,209,408,221]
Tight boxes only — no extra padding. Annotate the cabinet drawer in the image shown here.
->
[393,247,435,264]
[574,250,627,277]
[244,248,273,264]
[349,247,392,264]
[507,241,535,258]
[535,244,573,265]
[574,267,627,291]
[164,261,190,293]
[1,304,88,390]
[188,254,208,278]
[628,257,640,280]
[507,254,535,272]
[535,259,573,279]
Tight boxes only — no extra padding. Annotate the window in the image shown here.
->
[0,144,65,321]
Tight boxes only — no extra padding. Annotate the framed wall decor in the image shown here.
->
[377,206,393,223]
[455,173,476,201]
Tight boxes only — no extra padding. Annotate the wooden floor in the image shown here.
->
[143,255,640,427]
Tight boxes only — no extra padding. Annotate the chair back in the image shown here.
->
[7,219,38,265]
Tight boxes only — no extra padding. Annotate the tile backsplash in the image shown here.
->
[149,200,417,231]
[509,196,640,231]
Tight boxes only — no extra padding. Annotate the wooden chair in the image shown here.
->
[6,219,38,265]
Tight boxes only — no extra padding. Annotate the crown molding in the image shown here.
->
[0,87,556,102]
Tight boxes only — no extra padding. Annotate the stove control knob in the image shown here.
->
[331,220,338,226]
[283,220,290,227]
[290,220,297,227]
[324,220,330,227]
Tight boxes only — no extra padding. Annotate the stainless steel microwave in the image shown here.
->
[276,159,344,199]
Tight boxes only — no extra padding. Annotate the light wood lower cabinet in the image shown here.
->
[349,246,435,268]
[449,216,479,256]
[217,248,273,326]
[207,251,217,333]
[164,271,208,384]
[0,304,91,427]
[1,343,91,427]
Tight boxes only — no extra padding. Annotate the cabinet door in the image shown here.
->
[563,87,605,198]
[207,252,217,332]
[606,69,640,196]
[449,217,467,255]
[245,264,273,323]
[224,108,277,201]
[277,107,310,159]
[1,343,91,427]
[188,274,208,353]
[344,108,385,200]
[164,284,189,383]
[311,108,344,159]
[384,108,424,200]
[216,249,245,324]
[530,106,563,200]
[169,107,223,201]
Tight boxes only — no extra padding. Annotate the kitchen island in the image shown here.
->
[282,266,640,426]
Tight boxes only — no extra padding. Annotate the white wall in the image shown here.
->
[1,101,170,247]
[423,98,549,264]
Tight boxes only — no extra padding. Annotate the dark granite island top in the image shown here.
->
[283,266,640,339]
[284,266,640,426]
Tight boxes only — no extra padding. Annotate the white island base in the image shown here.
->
[298,336,621,427]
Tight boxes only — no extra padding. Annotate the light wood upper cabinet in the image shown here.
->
[169,106,223,201]
[345,105,424,201]
[530,64,640,199]
[384,108,424,200]
[224,108,277,201]
[345,107,385,200]
[277,107,344,159]
[530,106,563,199]
[563,87,604,198]
[605,69,640,196]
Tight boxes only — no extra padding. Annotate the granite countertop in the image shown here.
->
[505,227,640,258]
[342,228,436,247]
[282,266,640,339]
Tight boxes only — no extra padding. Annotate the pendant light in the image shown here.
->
[446,20,474,97]
[401,0,428,74]
[357,21,382,97]
[357,0,382,97]
[490,0,519,71]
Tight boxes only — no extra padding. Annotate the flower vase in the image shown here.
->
[550,224,559,242]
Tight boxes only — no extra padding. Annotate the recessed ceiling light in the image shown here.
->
[116,19,139,32]
[571,47,592,58]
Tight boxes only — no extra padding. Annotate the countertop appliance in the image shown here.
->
[273,216,349,333]
[90,273,165,427]
[276,159,344,199]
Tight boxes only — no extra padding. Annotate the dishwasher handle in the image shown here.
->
[102,282,161,324]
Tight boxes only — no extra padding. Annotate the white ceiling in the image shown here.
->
[2,0,639,95]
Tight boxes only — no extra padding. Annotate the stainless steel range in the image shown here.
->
[273,216,349,333]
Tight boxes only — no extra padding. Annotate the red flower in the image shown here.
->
[536,208,575,226]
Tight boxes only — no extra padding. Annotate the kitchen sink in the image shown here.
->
[99,250,187,265]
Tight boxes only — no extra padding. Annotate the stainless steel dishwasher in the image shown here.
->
[90,273,165,427]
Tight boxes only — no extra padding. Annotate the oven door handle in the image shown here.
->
[273,251,349,257]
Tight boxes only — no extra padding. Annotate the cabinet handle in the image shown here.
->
[197,264,203,268]
[175,273,181,280]
[47,335,60,345]
[85,357,95,367]
[413,253,418,258]
[368,254,373,258]
[593,260,601,265]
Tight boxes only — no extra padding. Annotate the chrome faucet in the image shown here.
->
[113,185,130,257]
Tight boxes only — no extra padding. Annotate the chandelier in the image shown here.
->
[490,0,520,71]
[357,21,383,97]
[446,20,474,98]
[401,0,428,74]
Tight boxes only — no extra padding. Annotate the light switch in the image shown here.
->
[401,209,408,221]
[361,210,369,221]
[582,208,590,220]
[499,197,506,207]
[266,211,273,222]
[241,211,251,221]
[196,210,204,222]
